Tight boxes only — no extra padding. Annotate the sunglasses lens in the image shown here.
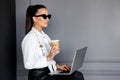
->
[48,15,51,19]
[35,14,51,19]
[42,14,51,19]
[42,15,47,19]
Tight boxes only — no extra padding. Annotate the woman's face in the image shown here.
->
[33,8,50,28]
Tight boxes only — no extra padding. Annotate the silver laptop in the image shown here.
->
[50,46,87,75]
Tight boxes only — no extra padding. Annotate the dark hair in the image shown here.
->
[25,4,47,34]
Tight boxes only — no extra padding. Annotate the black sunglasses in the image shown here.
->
[34,14,51,19]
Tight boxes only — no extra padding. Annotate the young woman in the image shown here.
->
[21,4,84,80]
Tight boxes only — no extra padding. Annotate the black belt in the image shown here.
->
[28,67,50,80]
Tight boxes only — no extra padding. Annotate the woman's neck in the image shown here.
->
[33,24,43,32]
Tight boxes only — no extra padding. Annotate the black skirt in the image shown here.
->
[28,67,50,80]
[28,67,84,80]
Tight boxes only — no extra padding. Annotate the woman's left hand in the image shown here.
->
[56,63,71,71]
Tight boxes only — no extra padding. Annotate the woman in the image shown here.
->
[21,4,84,80]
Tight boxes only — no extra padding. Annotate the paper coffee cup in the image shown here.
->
[51,40,60,53]
[51,40,60,48]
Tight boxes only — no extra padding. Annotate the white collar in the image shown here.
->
[32,27,45,38]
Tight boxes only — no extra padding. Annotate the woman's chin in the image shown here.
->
[43,25,48,28]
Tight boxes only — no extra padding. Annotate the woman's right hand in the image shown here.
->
[47,46,60,61]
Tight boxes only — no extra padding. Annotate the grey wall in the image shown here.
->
[16,0,120,80]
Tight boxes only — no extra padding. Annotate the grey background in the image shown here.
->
[16,0,120,80]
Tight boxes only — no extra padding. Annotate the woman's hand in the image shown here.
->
[47,46,60,61]
[56,63,71,71]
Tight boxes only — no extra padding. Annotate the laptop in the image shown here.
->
[50,46,87,75]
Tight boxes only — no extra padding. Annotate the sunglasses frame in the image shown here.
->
[34,14,51,19]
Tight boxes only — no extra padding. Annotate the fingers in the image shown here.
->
[47,46,60,61]
[48,47,59,60]
[63,65,71,71]
[51,46,60,55]
[60,64,71,71]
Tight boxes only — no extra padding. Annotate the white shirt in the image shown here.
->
[21,27,57,72]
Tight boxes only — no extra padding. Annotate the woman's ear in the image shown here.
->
[32,16,37,23]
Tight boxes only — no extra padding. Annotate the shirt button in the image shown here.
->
[40,45,43,48]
